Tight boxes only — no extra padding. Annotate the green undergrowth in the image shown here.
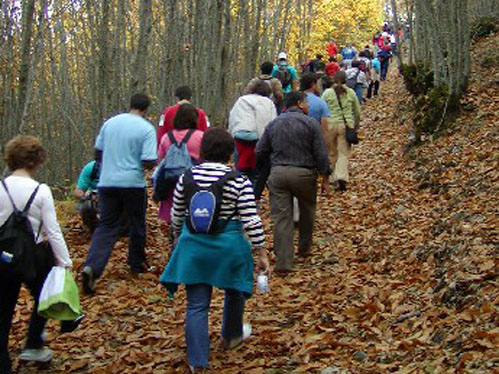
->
[399,63,460,143]
[470,16,499,40]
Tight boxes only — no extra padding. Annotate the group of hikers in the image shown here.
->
[0,29,395,373]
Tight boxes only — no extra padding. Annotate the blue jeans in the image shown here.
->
[85,187,147,277]
[355,85,364,104]
[185,284,245,368]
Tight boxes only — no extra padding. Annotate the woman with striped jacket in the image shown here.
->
[160,128,269,373]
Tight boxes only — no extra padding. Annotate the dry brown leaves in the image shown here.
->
[9,35,498,374]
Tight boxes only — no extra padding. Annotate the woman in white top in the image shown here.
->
[0,136,72,373]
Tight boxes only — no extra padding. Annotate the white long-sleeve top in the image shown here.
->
[0,176,72,267]
[228,94,277,138]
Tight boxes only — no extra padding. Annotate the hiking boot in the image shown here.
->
[222,323,252,350]
[19,348,52,363]
[60,315,84,334]
[274,268,294,277]
[338,180,347,191]
[189,365,206,373]
[81,266,95,294]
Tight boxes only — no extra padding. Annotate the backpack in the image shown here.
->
[275,65,292,89]
[0,180,53,281]
[153,130,195,201]
[89,160,101,183]
[183,169,240,234]
[259,77,275,101]
[346,70,361,89]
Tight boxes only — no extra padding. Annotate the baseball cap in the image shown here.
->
[278,52,287,60]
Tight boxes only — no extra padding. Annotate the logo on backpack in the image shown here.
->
[153,130,196,201]
[276,64,292,89]
[183,170,239,234]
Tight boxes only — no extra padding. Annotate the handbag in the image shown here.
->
[334,90,359,145]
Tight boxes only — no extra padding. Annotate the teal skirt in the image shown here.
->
[159,221,254,297]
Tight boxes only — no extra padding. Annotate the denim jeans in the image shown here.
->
[0,274,48,374]
[185,284,245,368]
[84,187,147,278]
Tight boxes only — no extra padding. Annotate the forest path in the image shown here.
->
[12,35,498,373]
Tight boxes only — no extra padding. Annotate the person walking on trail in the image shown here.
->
[157,86,209,145]
[367,55,381,98]
[0,136,73,373]
[321,71,361,191]
[309,54,325,73]
[74,160,101,233]
[346,60,368,104]
[243,61,284,111]
[326,56,340,77]
[160,128,269,373]
[271,52,298,94]
[229,80,277,186]
[81,94,157,294]
[378,45,392,81]
[301,73,331,148]
[157,104,204,225]
[255,92,330,275]
[340,44,357,69]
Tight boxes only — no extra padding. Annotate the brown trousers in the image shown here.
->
[268,166,317,270]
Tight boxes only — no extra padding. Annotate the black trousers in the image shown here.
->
[367,80,380,98]
[84,187,147,278]
[0,271,50,374]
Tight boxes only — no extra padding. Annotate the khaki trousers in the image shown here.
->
[268,166,317,271]
[328,121,351,183]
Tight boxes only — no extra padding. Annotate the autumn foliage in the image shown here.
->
[7,33,498,374]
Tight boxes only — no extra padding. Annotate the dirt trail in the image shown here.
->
[11,34,498,374]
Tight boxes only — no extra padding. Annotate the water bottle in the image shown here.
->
[257,272,269,293]
[0,251,13,264]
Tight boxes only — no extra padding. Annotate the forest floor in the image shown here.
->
[10,34,498,374]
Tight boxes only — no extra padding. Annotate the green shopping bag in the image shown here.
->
[38,266,82,320]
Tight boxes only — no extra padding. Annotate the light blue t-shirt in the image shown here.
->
[306,92,331,123]
[95,113,157,188]
[271,63,298,93]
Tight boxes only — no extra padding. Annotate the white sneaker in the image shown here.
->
[223,323,252,350]
[19,348,53,362]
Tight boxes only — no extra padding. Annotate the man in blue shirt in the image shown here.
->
[82,94,157,294]
[300,73,330,148]
[271,52,298,94]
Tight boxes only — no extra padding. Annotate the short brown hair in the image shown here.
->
[200,128,234,163]
[4,135,47,172]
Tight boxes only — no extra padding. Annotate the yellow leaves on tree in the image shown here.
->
[287,0,384,63]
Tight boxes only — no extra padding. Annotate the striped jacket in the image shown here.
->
[171,163,265,248]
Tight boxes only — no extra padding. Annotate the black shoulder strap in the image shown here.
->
[1,179,18,212]
[181,129,195,145]
[167,131,177,146]
[1,179,40,215]
[23,185,40,214]
[334,89,349,127]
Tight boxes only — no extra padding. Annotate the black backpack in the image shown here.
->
[0,180,53,281]
[183,170,239,234]
[276,65,293,89]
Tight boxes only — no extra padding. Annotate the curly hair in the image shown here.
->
[4,135,47,172]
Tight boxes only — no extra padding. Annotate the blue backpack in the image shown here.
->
[183,170,240,234]
[153,130,195,201]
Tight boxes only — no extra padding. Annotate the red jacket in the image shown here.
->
[327,42,338,57]
[325,62,340,77]
[157,102,208,145]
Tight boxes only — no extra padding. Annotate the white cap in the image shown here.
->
[278,52,287,60]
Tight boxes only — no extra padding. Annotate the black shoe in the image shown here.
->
[60,315,84,333]
[338,180,347,191]
[130,262,156,275]
[81,266,95,294]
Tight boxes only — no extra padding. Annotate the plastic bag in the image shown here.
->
[38,266,82,320]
